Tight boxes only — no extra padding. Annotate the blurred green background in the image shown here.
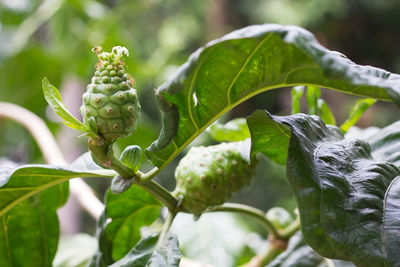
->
[1,0,400,246]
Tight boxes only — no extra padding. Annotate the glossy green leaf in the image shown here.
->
[42,77,89,132]
[104,186,161,261]
[306,86,321,115]
[145,24,400,168]
[368,120,400,167]
[268,112,400,266]
[0,153,114,267]
[207,118,250,142]
[0,181,67,267]
[266,232,325,267]
[291,86,305,114]
[0,163,114,218]
[109,233,181,267]
[247,110,290,165]
[340,98,377,133]
[317,99,336,125]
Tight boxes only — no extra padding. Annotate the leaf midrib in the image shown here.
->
[154,80,375,174]
[0,170,114,217]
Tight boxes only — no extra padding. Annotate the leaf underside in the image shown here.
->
[259,112,400,266]
[145,23,400,168]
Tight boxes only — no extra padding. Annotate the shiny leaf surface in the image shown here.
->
[0,153,114,267]
[267,112,400,266]
[145,24,400,168]
[247,110,290,165]
[104,186,161,261]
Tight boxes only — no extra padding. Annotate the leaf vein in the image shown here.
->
[283,65,319,84]
[187,47,215,131]
[2,215,12,266]
[226,33,273,105]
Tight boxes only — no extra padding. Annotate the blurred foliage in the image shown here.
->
[1,0,400,249]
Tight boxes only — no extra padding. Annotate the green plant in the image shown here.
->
[1,23,400,266]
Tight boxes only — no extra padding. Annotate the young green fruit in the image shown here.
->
[80,46,141,144]
[174,141,256,214]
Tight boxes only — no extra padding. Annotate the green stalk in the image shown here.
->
[279,217,300,239]
[138,180,178,212]
[208,203,279,238]
[110,156,135,177]
[138,167,159,182]
[155,211,176,249]
[89,138,178,212]
[258,243,284,266]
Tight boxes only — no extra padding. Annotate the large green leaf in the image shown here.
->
[0,163,114,218]
[247,110,290,165]
[367,120,400,167]
[262,112,400,266]
[0,153,114,267]
[109,233,181,267]
[0,181,67,267]
[104,185,161,261]
[207,118,250,142]
[145,24,400,168]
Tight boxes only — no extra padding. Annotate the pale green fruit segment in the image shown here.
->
[174,141,256,214]
[80,46,141,143]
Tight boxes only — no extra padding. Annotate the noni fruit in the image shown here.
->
[174,141,256,214]
[80,46,140,143]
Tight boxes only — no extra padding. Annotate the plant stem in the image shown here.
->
[138,167,159,182]
[155,211,176,249]
[279,217,300,239]
[241,242,283,267]
[110,156,135,177]
[137,180,178,212]
[259,243,284,266]
[208,203,279,238]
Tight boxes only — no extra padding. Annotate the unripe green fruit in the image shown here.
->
[174,141,256,214]
[80,46,140,143]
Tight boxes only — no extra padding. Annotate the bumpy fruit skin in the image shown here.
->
[174,141,256,214]
[80,46,140,143]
